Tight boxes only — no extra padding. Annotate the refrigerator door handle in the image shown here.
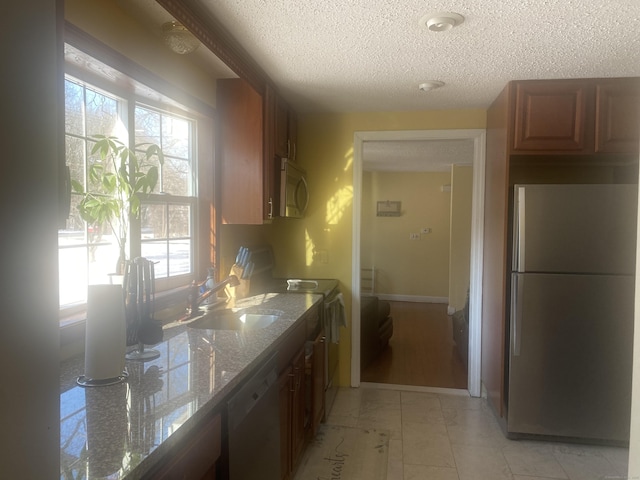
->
[514,186,526,272]
[511,275,523,356]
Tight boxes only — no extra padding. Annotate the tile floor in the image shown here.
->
[324,384,630,480]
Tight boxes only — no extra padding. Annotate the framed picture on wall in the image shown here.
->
[376,200,401,217]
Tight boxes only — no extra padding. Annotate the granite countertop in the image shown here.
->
[60,292,323,480]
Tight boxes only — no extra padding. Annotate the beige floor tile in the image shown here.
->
[404,464,460,480]
[501,441,568,479]
[329,387,362,417]
[598,446,630,475]
[552,444,621,480]
[357,401,403,438]
[361,386,402,406]
[386,459,404,480]
[513,476,560,480]
[452,444,513,480]
[445,408,508,448]
[402,421,456,468]
[401,391,445,425]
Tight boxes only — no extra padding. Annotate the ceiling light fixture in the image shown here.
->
[419,12,464,32]
[161,21,200,55]
[419,81,445,92]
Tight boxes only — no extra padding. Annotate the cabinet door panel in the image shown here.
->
[278,366,293,480]
[291,348,306,469]
[310,330,326,437]
[513,81,590,152]
[595,80,640,153]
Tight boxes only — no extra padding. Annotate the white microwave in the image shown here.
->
[280,159,309,218]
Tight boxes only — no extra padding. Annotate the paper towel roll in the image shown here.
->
[84,284,126,382]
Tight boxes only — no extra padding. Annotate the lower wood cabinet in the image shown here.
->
[277,302,325,480]
[278,365,293,480]
[290,348,307,470]
[308,329,326,438]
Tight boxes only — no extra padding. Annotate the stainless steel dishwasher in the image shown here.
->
[227,352,280,480]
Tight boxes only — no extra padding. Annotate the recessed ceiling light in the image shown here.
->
[419,81,445,92]
[419,12,464,32]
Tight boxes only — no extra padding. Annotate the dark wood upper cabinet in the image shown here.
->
[513,80,590,152]
[595,79,640,153]
[217,78,267,224]
[511,78,640,155]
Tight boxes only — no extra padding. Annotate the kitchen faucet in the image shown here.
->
[184,274,241,320]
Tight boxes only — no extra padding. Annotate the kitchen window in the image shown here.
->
[59,42,204,318]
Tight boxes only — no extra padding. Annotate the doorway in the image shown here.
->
[351,129,486,397]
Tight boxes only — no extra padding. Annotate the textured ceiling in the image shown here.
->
[197,0,640,114]
[119,0,640,170]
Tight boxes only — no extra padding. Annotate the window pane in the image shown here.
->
[168,205,191,238]
[141,204,167,239]
[58,243,117,306]
[65,80,84,135]
[66,136,86,188]
[169,240,191,276]
[58,247,88,306]
[135,106,161,145]
[162,115,189,157]
[85,89,118,137]
[64,195,86,243]
[163,157,190,196]
[141,241,168,278]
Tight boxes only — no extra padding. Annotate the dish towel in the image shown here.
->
[325,293,347,344]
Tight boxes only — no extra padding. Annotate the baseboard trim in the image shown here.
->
[376,294,448,304]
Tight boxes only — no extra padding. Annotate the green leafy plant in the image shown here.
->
[71,135,165,272]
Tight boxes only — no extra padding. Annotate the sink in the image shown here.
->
[188,309,283,330]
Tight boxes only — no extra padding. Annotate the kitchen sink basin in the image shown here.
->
[188,309,282,330]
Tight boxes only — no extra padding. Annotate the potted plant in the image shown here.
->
[71,135,164,273]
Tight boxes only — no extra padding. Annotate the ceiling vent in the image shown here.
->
[419,12,464,32]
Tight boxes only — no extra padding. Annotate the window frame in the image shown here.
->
[60,24,216,324]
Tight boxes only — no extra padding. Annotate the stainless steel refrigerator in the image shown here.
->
[508,184,637,442]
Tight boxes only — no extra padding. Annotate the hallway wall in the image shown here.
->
[361,170,451,299]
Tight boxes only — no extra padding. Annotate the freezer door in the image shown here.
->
[513,184,637,274]
[508,273,634,442]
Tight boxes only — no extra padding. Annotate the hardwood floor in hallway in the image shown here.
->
[361,301,468,389]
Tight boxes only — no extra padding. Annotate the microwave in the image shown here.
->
[280,159,309,218]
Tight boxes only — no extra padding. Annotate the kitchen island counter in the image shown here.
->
[60,292,323,479]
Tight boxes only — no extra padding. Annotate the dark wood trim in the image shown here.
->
[156,0,271,95]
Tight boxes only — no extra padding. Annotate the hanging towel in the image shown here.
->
[325,292,347,344]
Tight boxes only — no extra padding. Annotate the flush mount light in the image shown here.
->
[161,21,200,54]
[419,12,464,32]
[419,81,445,92]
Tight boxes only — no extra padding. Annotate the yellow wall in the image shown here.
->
[448,165,473,311]
[361,171,452,298]
[65,0,218,108]
[268,110,486,386]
